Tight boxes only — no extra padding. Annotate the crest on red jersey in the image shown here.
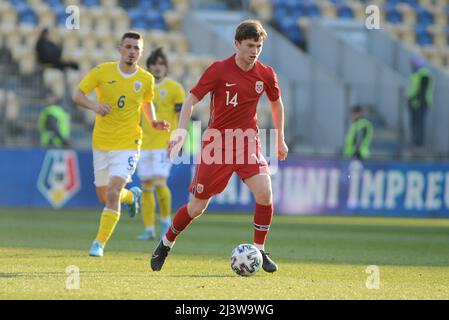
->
[255,81,264,94]
[134,81,142,92]
[196,183,204,194]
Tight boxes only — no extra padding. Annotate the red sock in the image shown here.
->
[165,205,193,242]
[254,203,273,246]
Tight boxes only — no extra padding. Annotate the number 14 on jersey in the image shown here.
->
[226,91,238,107]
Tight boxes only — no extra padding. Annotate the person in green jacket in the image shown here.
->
[344,105,373,160]
[407,57,433,148]
[38,91,71,148]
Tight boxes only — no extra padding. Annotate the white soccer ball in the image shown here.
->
[230,244,263,277]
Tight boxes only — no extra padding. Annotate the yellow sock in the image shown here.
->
[141,182,156,228]
[95,208,120,246]
[120,188,134,204]
[156,185,172,220]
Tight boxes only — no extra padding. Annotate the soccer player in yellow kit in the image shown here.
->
[137,48,185,240]
[72,32,169,257]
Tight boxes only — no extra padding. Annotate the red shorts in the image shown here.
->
[189,147,270,200]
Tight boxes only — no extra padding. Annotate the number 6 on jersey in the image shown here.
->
[226,91,238,107]
[117,95,126,109]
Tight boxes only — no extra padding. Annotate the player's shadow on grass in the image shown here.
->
[163,274,236,278]
[0,272,22,278]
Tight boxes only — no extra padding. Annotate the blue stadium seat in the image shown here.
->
[385,5,403,24]
[15,2,29,15]
[51,4,67,26]
[306,3,321,18]
[273,7,288,24]
[416,27,433,46]
[9,0,26,6]
[56,13,67,26]
[284,0,300,10]
[158,0,173,12]
[119,0,139,10]
[129,8,146,28]
[416,7,434,28]
[291,4,307,19]
[20,11,38,25]
[278,16,302,45]
[385,0,400,6]
[336,4,354,19]
[404,0,419,9]
[146,11,166,31]
[47,0,63,8]
[132,19,149,30]
[83,0,100,7]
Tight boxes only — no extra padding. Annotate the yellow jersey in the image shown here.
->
[78,61,154,151]
[141,78,185,150]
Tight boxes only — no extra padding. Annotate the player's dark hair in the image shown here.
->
[235,20,267,43]
[121,31,143,44]
[351,105,363,114]
[146,47,168,69]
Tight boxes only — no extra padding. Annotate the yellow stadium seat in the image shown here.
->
[166,54,185,80]
[83,37,98,52]
[397,4,416,26]
[347,1,365,21]
[5,91,20,122]
[440,47,449,66]
[63,34,80,53]
[64,0,81,6]
[146,31,171,52]
[421,46,441,66]
[5,34,21,54]
[168,32,189,54]
[0,5,17,36]
[172,0,190,13]
[95,16,112,38]
[428,26,446,48]
[23,34,39,53]
[419,0,433,7]
[250,0,272,21]
[103,50,119,62]
[0,89,5,108]
[317,0,337,18]
[78,8,94,32]
[101,0,117,8]
[385,24,401,39]
[38,8,55,27]
[100,36,118,53]
[435,0,448,8]
[164,10,183,31]
[110,9,130,34]
[19,52,36,75]
[298,17,310,33]
[432,9,447,27]
[402,28,416,45]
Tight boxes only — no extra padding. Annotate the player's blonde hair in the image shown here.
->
[235,20,267,43]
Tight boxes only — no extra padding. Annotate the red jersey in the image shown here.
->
[190,54,280,134]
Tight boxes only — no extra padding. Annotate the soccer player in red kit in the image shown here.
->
[151,20,289,272]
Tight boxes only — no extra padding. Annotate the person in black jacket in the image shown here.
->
[35,28,79,70]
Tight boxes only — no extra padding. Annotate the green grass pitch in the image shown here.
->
[0,208,449,299]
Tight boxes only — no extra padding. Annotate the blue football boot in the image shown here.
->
[137,229,156,240]
[89,241,104,257]
[127,186,142,218]
[160,218,171,239]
